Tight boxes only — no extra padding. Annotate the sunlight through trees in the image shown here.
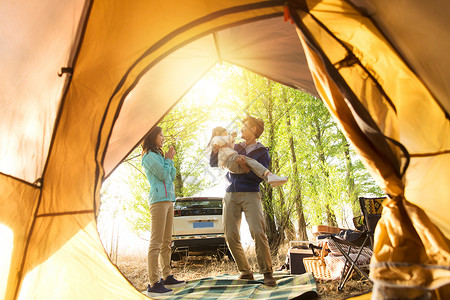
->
[100,63,384,253]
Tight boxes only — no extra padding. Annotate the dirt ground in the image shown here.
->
[116,254,372,299]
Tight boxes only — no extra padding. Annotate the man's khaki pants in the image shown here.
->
[148,201,174,285]
[223,192,273,275]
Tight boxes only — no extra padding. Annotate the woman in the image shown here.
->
[141,126,185,296]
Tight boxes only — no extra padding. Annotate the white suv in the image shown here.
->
[171,197,232,261]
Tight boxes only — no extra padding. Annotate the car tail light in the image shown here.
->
[174,209,181,217]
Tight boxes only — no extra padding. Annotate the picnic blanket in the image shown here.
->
[143,272,318,299]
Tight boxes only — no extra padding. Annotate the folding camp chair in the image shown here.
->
[330,196,386,291]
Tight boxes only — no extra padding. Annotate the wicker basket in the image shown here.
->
[303,256,332,280]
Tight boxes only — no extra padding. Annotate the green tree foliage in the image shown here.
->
[120,148,151,236]
[113,66,235,235]
[210,66,384,252]
[101,63,384,248]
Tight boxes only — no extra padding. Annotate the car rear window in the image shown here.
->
[174,198,223,216]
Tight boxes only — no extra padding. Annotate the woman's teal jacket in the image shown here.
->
[142,151,176,204]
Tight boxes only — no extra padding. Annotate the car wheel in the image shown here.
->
[215,248,234,261]
[214,249,225,261]
[226,249,234,262]
[171,252,184,262]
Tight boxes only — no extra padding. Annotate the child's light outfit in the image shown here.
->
[210,135,269,180]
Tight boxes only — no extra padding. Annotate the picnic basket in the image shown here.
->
[303,242,332,280]
[303,257,332,280]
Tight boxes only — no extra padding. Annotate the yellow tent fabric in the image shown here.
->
[0,0,449,299]
[288,0,450,297]
[346,292,372,300]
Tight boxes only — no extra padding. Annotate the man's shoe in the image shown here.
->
[147,280,173,296]
[238,273,254,280]
[267,173,288,187]
[263,272,277,287]
[162,275,186,288]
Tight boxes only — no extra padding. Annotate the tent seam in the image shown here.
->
[409,150,450,158]
[212,32,223,64]
[94,3,285,187]
[41,0,94,182]
[13,1,95,299]
[288,2,408,179]
[343,0,450,120]
[36,210,95,218]
[0,172,41,189]
[372,278,450,291]
[306,8,397,114]
[223,60,316,96]
[372,262,450,271]
[101,13,284,178]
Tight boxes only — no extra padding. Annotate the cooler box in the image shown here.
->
[288,241,314,275]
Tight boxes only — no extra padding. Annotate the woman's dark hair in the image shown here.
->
[142,126,163,156]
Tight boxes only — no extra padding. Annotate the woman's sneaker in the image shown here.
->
[162,275,186,288]
[147,280,173,297]
[267,173,288,187]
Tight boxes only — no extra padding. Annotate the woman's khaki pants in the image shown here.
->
[148,201,174,285]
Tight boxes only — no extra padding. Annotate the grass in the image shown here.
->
[114,243,371,298]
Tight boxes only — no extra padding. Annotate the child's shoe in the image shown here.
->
[267,173,288,187]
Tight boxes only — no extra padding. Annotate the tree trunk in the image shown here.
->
[261,79,281,253]
[172,144,184,198]
[344,141,359,216]
[326,205,339,228]
[313,118,338,227]
[283,89,308,241]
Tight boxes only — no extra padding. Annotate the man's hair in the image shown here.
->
[244,116,264,138]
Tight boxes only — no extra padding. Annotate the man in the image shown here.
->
[210,116,277,286]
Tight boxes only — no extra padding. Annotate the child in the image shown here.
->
[209,126,288,187]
